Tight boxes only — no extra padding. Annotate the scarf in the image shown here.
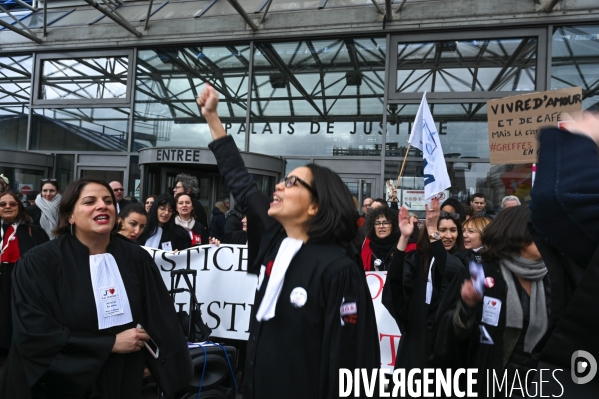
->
[175,215,195,231]
[369,231,400,260]
[499,256,548,353]
[36,193,61,240]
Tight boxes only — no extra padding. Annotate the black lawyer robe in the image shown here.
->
[0,233,192,399]
[209,136,381,399]
[382,241,464,372]
[0,220,48,350]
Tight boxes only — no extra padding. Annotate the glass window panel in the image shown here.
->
[40,56,129,101]
[30,108,129,152]
[0,10,31,30]
[0,54,32,150]
[551,25,599,112]
[250,38,385,156]
[396,37,537,93]
[17,11,71,29]
[134,45,249,151]
[385,103,489,158]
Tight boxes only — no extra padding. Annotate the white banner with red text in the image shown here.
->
[144,245,402,368]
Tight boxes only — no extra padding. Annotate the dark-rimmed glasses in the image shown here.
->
[374,220,391,227]
[280,176,318,199]
[441,210,460,220]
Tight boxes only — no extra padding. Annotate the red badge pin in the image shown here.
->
[484,277,495,288]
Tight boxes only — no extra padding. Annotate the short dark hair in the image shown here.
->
[480,205,532,262]
[175,173,199,196]
[471,193,485,201]
[40,179,60,192]
[0,190,30,223]
[137,193,176,243]
[174,192,197,220]
[54,178,117,236]
[364,206,399,238]
[118,203,147,231]
[304,164,357,247]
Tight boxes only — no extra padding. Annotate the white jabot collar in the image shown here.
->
[90,253,133,329]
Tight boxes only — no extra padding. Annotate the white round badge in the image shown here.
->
[290,287,308,308]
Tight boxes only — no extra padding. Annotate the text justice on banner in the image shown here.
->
[143,245,402,366]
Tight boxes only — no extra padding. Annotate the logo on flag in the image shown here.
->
[408,92,451,200]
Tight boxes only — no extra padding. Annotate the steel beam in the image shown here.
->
[385,0,392,21]
[84,0,142,37]
[43,0,47,36]
[13,0,37,12]
[0,5,42,43]
[544,0,560,12]
[370,0,383,14]
[259,0,273,24]
[0,19,42,43]
[395,0,407,13]
[227,0,259,31]
[144,0,154,30]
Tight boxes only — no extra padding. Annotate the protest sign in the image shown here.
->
[144,245,402,368]
[487,87,582,164]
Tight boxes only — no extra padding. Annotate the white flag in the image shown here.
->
[408,92,451,200]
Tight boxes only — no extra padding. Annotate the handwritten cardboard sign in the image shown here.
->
[487,87,582,164]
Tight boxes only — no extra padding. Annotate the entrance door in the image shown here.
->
[340,176,377,213]
[163,168,214,222]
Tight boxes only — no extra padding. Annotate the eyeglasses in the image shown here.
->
[41,178,57,183]
[374,221,391,227]
[441,210,460,220]
[0,201,18,208]
[279,176,318,199]
[113,188,124,192]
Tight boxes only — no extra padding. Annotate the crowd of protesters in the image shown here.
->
[0,104,598,398]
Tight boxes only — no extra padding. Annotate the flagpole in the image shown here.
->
[395,143,411,189]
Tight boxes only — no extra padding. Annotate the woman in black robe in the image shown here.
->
[382,202,464,389]
[197,85,380,399]
[360,206,400,271]
[174,192,209,246]
[0,178,192,398]
[137,194,191,252]
[0,191,48,353]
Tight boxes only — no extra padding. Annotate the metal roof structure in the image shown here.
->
[0,0,569,45]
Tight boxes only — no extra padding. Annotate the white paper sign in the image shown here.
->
[144,246,402,368]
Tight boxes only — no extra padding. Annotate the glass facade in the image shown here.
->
[0,54,31,150]
[30,108,129,152]
[1,22,597,202]
[40,56,129,101]
[134,45,250,150]
[249,38,386,156]
[395,37,537,93]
